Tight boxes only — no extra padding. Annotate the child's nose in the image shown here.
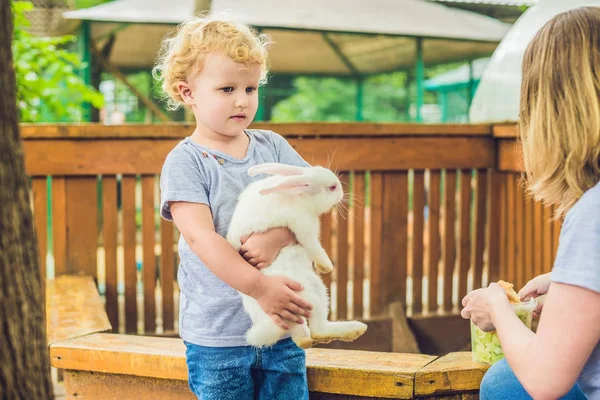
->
[235,94,248,108]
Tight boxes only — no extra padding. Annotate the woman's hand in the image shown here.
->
[518,273,551,318]
[461,283,509,332]
[240,228,296,269]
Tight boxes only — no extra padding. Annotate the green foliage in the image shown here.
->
[12,1,104,122]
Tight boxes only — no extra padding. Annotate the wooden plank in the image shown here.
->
[496,138,523,172]
[369,172,384,317]
[506,175,516,283]
[23,137,495,175]
[382,172,408,310]
[161,219,175,332]
[102,176,119,332]
[122,176,138,334]
[427,171,441,313]
[52,177,67,275]
[443,171,457,312]
[142,175,156,333]
[320,211,333,308]
[524,191,534,286]
[487,172,502,284]
[65,177,98,277]
[20,122,493,139]
[498,174,508,282]
[492,124,518,138]
[353,172,365,319]
[458,170,472,301]
[543,206,553,273]
[336,174,350,320]
[46,276,112,345]
[515,178,525,289]
[64,371,194,400]
[415,352,489,396]
[412,171,425,314]
[32,177,48,281]
[50,333,435,399]
[472,170,487,290]
[533,201,544,277]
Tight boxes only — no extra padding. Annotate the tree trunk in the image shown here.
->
[0,2,53,399]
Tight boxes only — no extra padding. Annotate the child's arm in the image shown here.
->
[170,201,311,329]
[239,228,296,269]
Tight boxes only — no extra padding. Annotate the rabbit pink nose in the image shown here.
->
[329,185,337,192]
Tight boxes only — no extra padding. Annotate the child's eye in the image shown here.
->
[246,87,256,93]
[221,87,234,93]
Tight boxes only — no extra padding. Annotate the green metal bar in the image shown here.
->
[356,78,364,121]
[78,20,92,122]
[321,33,360,76]
[415,37,424,123]
[256,87,266,121]
[467,60,475,108]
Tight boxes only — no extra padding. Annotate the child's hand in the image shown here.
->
[240,228,296,269]
[250,275,312,330]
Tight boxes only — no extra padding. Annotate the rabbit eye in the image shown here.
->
[329,185,337,192]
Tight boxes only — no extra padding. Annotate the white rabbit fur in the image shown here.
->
[226,163,367,349]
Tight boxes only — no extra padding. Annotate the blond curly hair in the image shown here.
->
[153,17,272,110]
[520,7,600,219]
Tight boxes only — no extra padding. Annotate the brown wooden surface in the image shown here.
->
[412,171,425,314]
[458,170,472,301]
[65,177,98,277]
[23,137,495,176]
[20,122,492,139]
[31,177,47,280]
[64,370,194,400]
[505,175,516,284]
[320,210,333,306]
[353,172,365,319]
[52,177,67,275]
[51,333,436,399]
[408,313,470,356]
[369,172,383,317]
[142,176,157,333]
[161,219,175,332]
[492,124,518,138]
[443,171,457,312]
[121,176,137,334]
[46,276,112,345]
[102,176,118,332]
[496,138,522,172]
[472,170,487,290]
[336,174,350,320]
[415,352,489,396]
[428,171,441,313]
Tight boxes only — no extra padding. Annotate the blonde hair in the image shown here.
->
[519,6,600,219]
[153,17,272,110]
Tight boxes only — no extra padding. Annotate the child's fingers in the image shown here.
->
[283,277,303,292]
[287,303,310,318]
[290,293,313,311]
[279,310,303,325]
[270,314,290,330]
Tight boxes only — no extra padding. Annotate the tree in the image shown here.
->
[0,1,53,398]
[12,1,103,122]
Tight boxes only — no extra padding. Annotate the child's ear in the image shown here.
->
[177,81,194,105]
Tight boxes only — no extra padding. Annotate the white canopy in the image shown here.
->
[63,0,511,75]
[469,0,600,122]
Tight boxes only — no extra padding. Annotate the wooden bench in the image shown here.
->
[46,275,489,399]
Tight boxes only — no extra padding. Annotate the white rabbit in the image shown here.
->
[227,163,368,349]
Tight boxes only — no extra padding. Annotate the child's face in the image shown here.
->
[179,53,261,138]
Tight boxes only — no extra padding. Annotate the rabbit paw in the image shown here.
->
[315,261,334,274]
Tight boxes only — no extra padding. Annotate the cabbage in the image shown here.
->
[471,303,535,365]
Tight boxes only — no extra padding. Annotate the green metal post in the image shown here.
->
[256,87,266,121]
[356,77,364,121]
[415,38,424,123]
[467,60,475,110]
[78,20,92,122]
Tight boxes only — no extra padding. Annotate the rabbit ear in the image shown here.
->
[248,163,305,177]
[259,176,316,196]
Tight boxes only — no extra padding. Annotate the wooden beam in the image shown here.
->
[496,138,523,172]
[415,352,489,396]
[19,122,493,139]
[23,137,495,176]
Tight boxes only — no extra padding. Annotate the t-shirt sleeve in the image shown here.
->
[270,131,311,167]
[159,145,209,221]
[551,192,600,293]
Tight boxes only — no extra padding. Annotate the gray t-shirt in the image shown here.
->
[551,181,600,398]
[160,129,309,347]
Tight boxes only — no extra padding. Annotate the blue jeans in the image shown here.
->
[184,338,308,400]
[480,358,587,400]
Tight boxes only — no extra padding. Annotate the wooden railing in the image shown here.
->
[23,122,560,340]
